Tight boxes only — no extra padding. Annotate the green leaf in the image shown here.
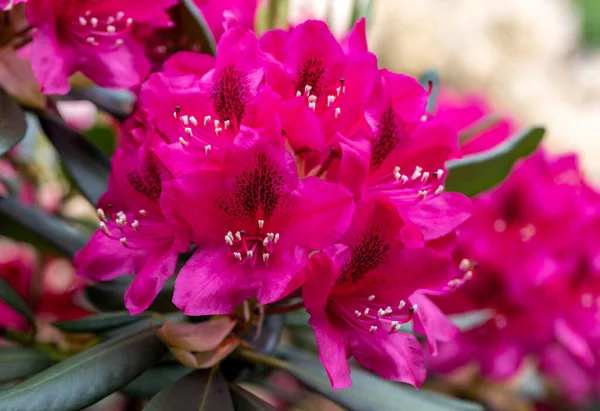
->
[229,384,276,411]
[0,276,34,326]
[0,89,27,156]
[84,125,116,158]
[99,312,185,341]
[84,276,177,313]
[0,196,89,257]
[37,113,110,205]
[0,329,166,411]
[277,346,483,411]
[0,348,54,383]
[177,0,217,56]
[418,69,440,113]
[122,363,191,398]
[445,127,545,197]
[145,369,235,411]
[53,312,145,334]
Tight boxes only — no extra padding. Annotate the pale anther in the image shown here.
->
[364,308,370,315]
[189,116,198,126]
[418,190,427,199]
[139,209,147,216]
[247,250,254,259]
[114,39,123,47]
[258,220,265,228]
[398,300,406,310]
[225,235,233,246]
[120,237,128,246]
[215,127,223,135]
[394,323,402,332]
[204,145,211,154]
[435,169,444,179]
[91,17,98,27]
[459,258,471,271]
[368,295,375,301]
[420,114,427,122]
[107,16,115,24]
[262,253,270,262]
[116,11,124,20]
[131,220,140,230]
[327,95,336,107]
[181,115,189,125]
[354,310,361,317]
[97,208,106,221]
[234,252,242,261]
[86,37,96,44]
[179,137,189,147]
[377,308,385,316]
[434,185,444,195]
[99,222,111,235]
[369,326,377,333]
[224,120,230,130]
[126,18,133,26]
[421,171,430,182]
[107,25,116,33]
[79,17,87,26]
[184,127,192,136]
[411,168,422,180]
[274,233,280,243]
[464,270,473,280]
[334,107,341,118]
[393,166,401,174]
[204,115,211,126]
[295,90,302,97]
[235,231,242,240]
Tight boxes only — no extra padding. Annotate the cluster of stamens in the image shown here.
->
[447,258,477,289]
[97,206,146,249]
[296,78,345,119]
[368,165,445,201]
[341,294,418,335]
[76,10,134,48]
[174,106,230,153]
[224,220,280,265]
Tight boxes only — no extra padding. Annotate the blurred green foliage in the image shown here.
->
[577,0,600,47]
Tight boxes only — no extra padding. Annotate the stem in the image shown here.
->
[458,114,502,144]
[264,300,305,315]
[198,365,218,411]
[237,348,291,370]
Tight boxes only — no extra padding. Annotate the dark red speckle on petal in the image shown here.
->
[337,227,390,284]
[211,66,250,129]
[370,106,400,169]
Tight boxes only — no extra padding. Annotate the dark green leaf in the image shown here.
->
[84,125,116,157]
[122,363,191,398]
[418,69,440,113]
[0,196,89,257]
[37,113,110,205]
[0,276,34,326]
[0,348,54,383]
[177,0,217,56]
[445,127,545,197]
[0,329,166,411]
[53,312,145,334]
[99,312,185,341]
[0,90,27,156]
[144,369,234,411]
[229,384,275,411]
[67,87,134,121]
[277,346,483,411]
[85,276,177,313]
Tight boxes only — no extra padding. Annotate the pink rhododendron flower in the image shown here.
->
[0,239,89,333]
[161,130,355,315]
[141,27,280,176]
[435,89,516,155]
[26,0,178,94]
[303,199,459,389]
[194,0,258,42]
[74,128,190,315]
[430,151,600,403]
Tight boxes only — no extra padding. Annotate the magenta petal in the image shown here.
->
[350,332,426,388]
[310,317,352,390]
[76,37,151,90]
[555,318,595,367]
[409,292,458,356]
[341,18,368,54]
[74,230,145,282]
[279,99,325,151]
[479,343,524,380]
[163,51,216,76]
[124,246,178,315]
[282,178,355,250]
[173,247,256,315]
[403,192,473,242]
[30,28,73,95]
[333,133,370,198]
[256,246,308,305]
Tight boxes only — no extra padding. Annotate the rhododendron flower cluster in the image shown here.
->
[431,147,600,401]
[73,19,473,389]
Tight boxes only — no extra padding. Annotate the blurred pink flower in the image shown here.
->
[56,100,98,131]
[26,0,178,94]
[194,0,258,43]
[0,0,25,11]
[0,240,36,331]
[431,151,600,403]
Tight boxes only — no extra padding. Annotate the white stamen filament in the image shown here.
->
[99,222,111,235]
[184,127,192,136]
[274,233,280,243]
[120,237,128,246]
[235,231,242,240]
[368,295,375,301]
[421,171,430,182]
[334,107,341,118]
[434,185,444,195]
[181,115,189,125]
[204,115,211,126]
[204,145,211,154]
[262,253,270,262]
[225,235,234,246]
[179,137,188,147]
[418,190,427,199]
[189,116,198,126]
[327,95,336,107]
[224,120,230,130]
[97,208,106,221]
[258,220,264,229]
